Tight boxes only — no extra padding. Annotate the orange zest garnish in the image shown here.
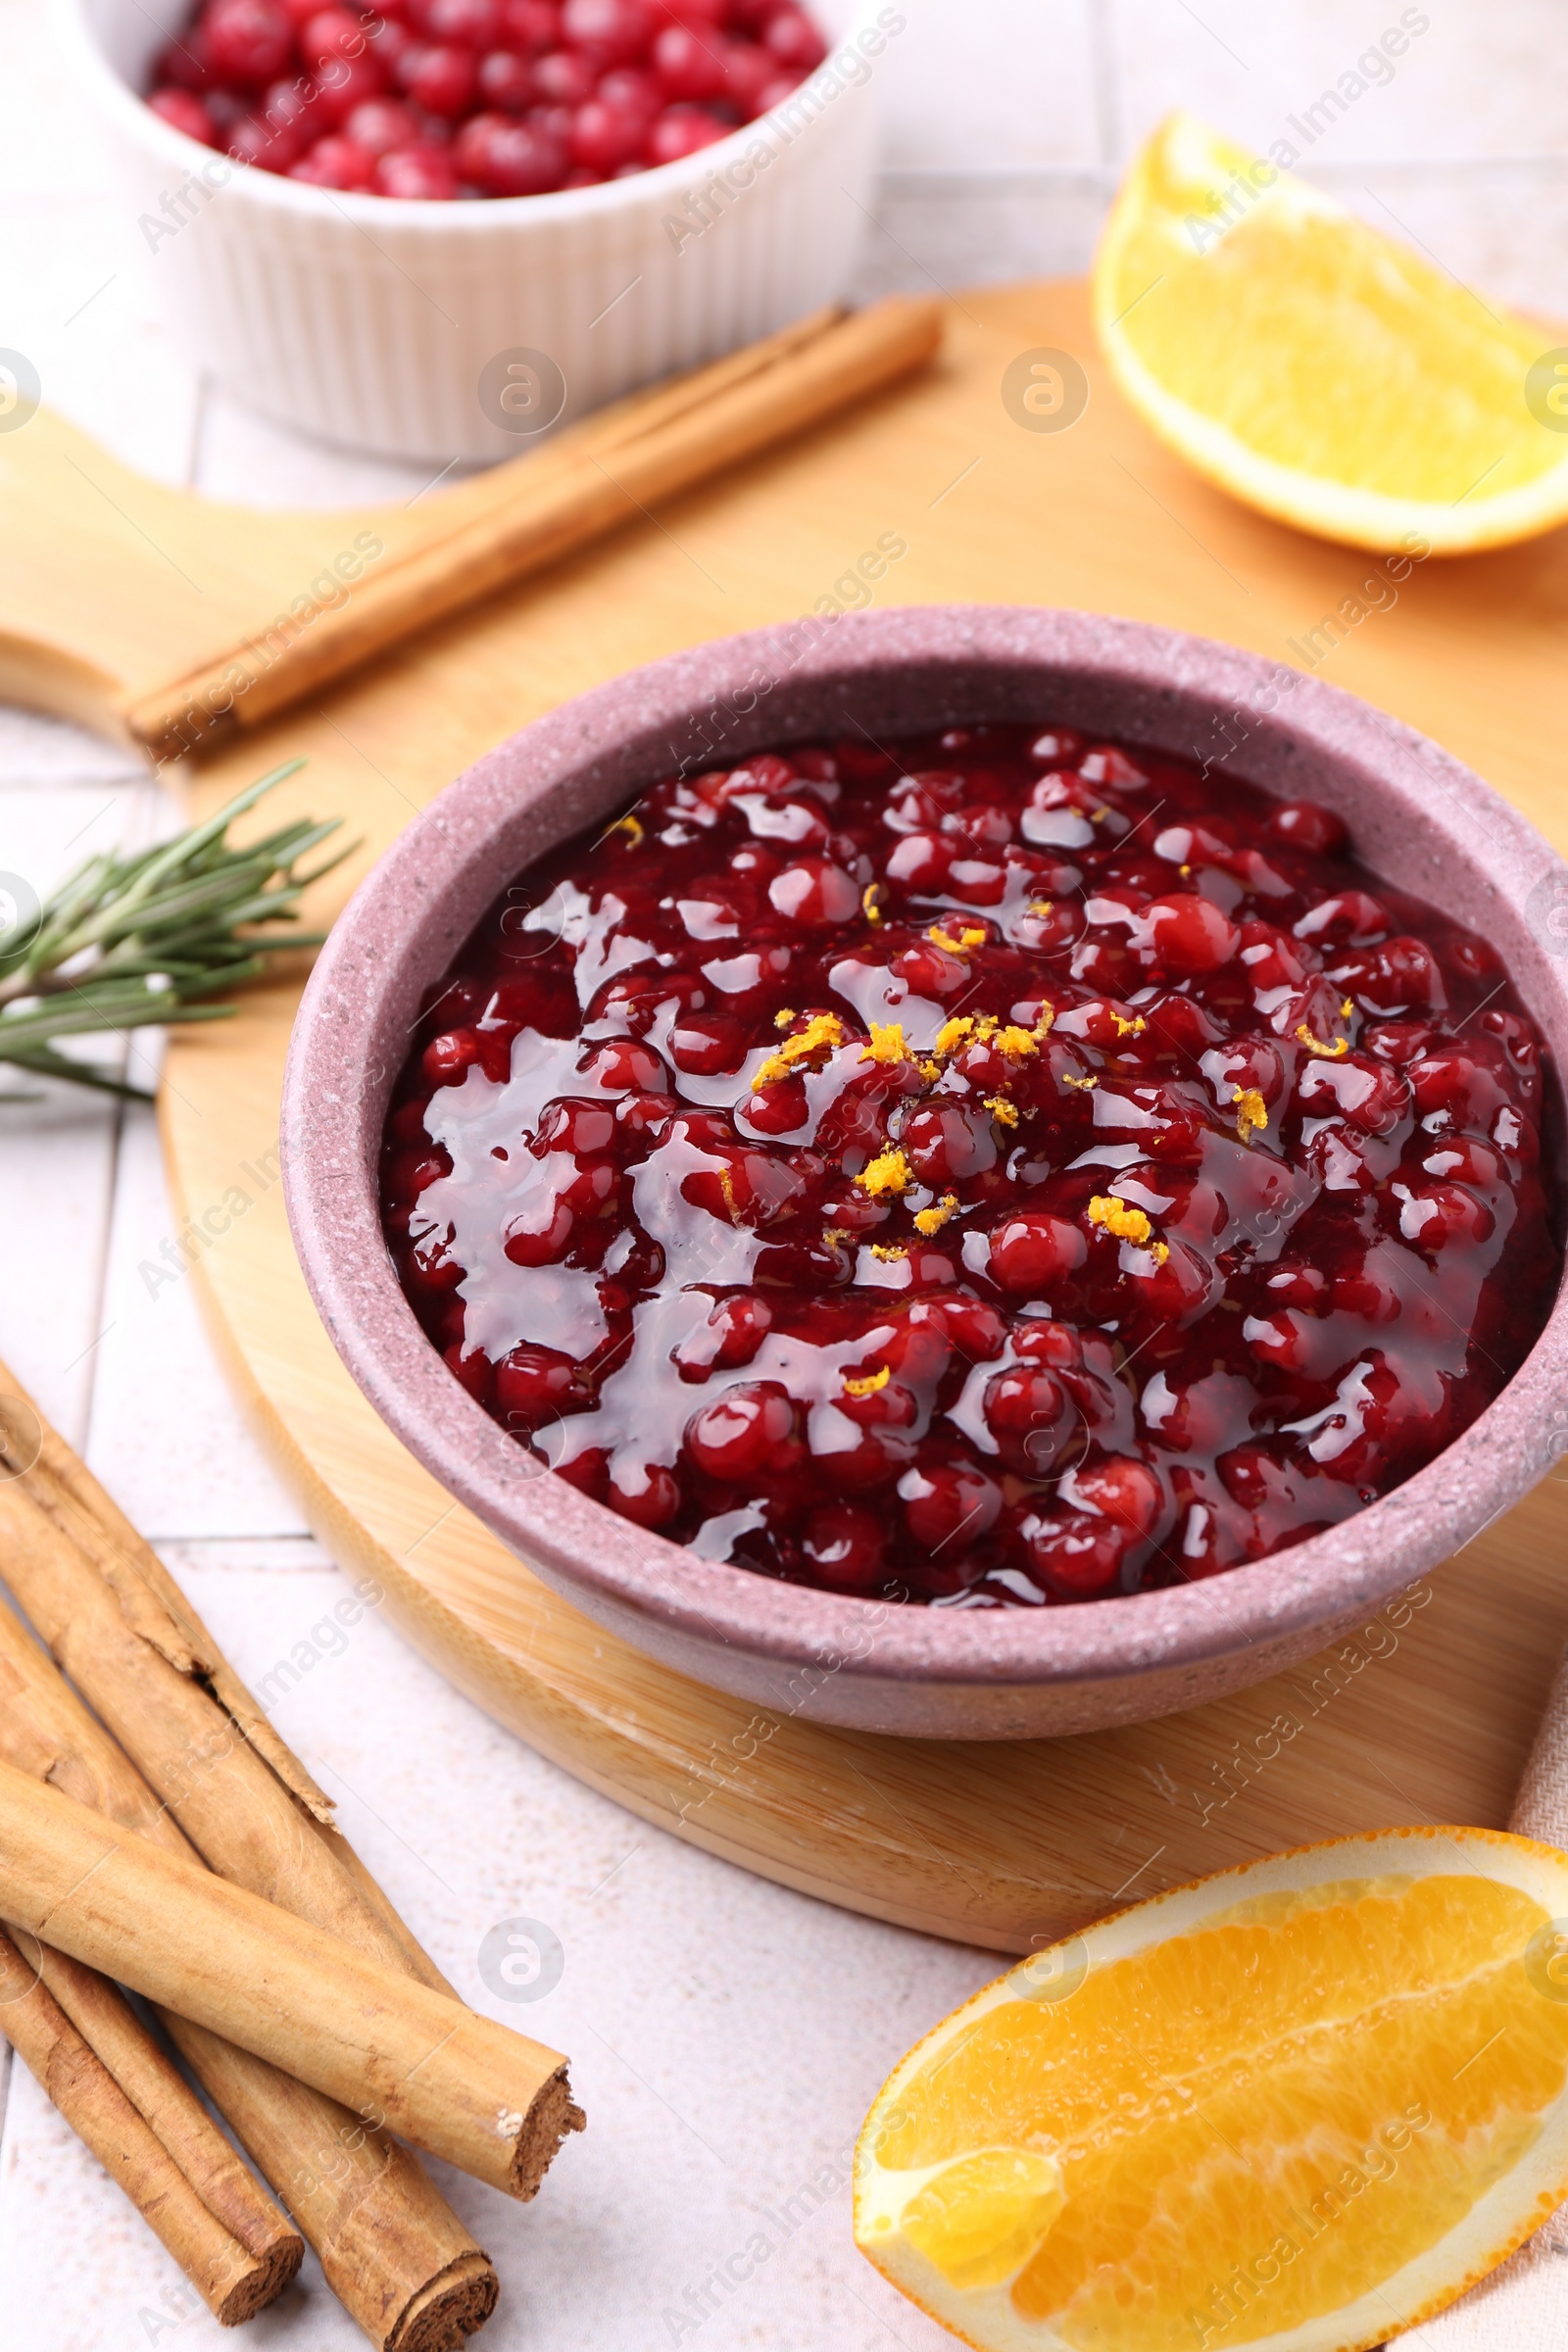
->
[863,883,884,926]
[927,921,987,955]
[1088,1193,1152,1246]
[1234,1084,1268,1142]
[913,1194,958,1237]
[857,1148,912,1199]
[843,1363,891,1397]
[752,1009,845,1090]
[1296,1022,1348,1059]
[869,1241,908,1261]
[860,1021,913,1067]
[984,1097,1019,1128]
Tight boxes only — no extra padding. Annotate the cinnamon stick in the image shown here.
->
[0,1468,419,1971]
[13,1931,301,2288]
[0,1757,571,2196]
[121,294,945,757]
[0,1926,285,2325]
[0,1507,497,2346]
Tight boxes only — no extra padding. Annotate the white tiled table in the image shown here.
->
[1,3,1561,2343]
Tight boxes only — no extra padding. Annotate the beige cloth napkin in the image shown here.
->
[1396,1645,1568,2347]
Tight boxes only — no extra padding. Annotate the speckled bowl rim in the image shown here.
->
[282,606,1568,1697]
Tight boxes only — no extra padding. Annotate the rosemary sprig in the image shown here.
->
[0,760,350,1102]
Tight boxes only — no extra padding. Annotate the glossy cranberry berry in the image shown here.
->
[206,0,294,82]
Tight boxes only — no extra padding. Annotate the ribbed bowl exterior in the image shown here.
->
[66,0,890,462]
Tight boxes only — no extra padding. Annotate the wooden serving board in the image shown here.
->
[6,281,1568,1954]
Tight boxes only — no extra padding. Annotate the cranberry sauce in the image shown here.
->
[380,723,1559,1607]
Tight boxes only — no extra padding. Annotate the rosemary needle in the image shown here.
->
[0,760,350,1102]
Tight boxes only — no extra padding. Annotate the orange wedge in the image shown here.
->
[1092,112,1568,553]
[855,1827,1568,2351]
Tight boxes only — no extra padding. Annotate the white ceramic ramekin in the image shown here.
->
[60,0,892,462]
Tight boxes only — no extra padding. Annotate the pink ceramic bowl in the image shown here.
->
[281,607,1568,1738]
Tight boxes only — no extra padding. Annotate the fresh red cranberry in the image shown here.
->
[494,1344,584,1426]
[720,35,772,109]
[300,5,368,65]
[417,0,504,41]
[803,1502,886,1589]
[645,100,729,159]
[988,1212,1086,1295]
[207,0,294,82]
[1399,1182,1494,1252]
[502,0,560,38]
[1124,1236,1219,1324]
[561,0,652,60]
[156,28,219,89]
[535,1098,618,1154]
[1142,894,1241,974]
[672,1292,772,1379]
[397,40,477,110]
[652,20,726,93]
[344,93,423,149]
[367,13,417,69]
[315,49,388,119]
[527,42,597,98]
[1296,1052,1410,1135]
[761,4,823,68]
[821,1375,919,1492]
[569,91,647,166]
[982,1367,1075,1475]
[1296,890,1389,946]
[686,1381,802,1482]
[1237,919,1311,995]
[1063,1454,1160,1536]
[1336,936,1446,1016]
[149,85,218,138]
[1407,1049,1509,1128]
[475,46,536,104]
[598,61,662,111]
[290,129,375,182]
[1018,1511,1126,1598]
[608,1458,681,1527]
[578,1037,671,1093]
[1266,801,1348,856]
[899,1461,1002,1552]
[766,858,858,927]
[444,1341,494,1401]
[901,1103,995,1187]
[423,1028,479,1083]
[453,108,565,187]
[373,139,461,190]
